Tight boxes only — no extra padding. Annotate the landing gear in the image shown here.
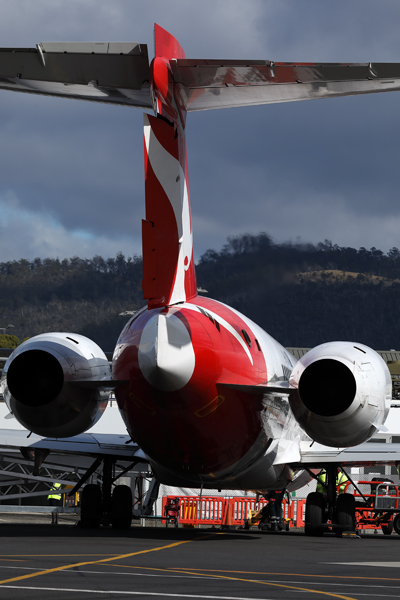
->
[76,457,133,529]
[305,492,325,537]
[305,464,356,537]
[80,483,102,528]
[334,493,355,537]
[111,485,133,530]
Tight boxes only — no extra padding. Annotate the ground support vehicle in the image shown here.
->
[344,480,400,535]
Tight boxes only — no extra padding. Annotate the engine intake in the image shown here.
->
[7,350,64,407]
[1,333,112,438]
[289,342,392,447]
[298,358,356,417]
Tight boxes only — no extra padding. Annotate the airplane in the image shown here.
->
[1,24,400,536]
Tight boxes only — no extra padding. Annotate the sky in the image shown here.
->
[1,0,400,262]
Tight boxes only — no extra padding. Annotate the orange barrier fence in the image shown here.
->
[161,496,306,527]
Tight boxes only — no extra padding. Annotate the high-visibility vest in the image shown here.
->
[336,471,348,494]
[48,482,61,501]
[316,470,348,495]
[316,471,326,494]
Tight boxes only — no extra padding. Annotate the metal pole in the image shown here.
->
[340,467,370,505]
[196,483,203,527]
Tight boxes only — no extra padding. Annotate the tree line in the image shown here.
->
[1,235,400,351]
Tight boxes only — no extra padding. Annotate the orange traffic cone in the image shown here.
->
[221,501,235,529]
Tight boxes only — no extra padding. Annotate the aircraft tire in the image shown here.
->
[111,485,132,530]
[335,493,355,537]
[305,492,325,537]
[80,483,102,528]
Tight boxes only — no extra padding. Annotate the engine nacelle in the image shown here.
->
[0,332,111,438]
[289,341,392,447]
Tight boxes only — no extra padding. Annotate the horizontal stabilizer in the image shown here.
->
[0,43,151,108]
[1,37,400,115]
[172,60,400,112]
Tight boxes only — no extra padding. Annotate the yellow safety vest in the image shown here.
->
[336,471,348,494]
[316,471,326,494]
[48,482,61,501]
[316,470,348,494]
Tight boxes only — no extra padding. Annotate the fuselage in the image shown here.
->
[114,25,305,491]
[113,295,301,489]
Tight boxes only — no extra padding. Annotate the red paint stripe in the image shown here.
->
[144,151,179,307]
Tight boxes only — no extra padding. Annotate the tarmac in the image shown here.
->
[0,513,399,599]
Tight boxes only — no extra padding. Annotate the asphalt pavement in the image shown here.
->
[0,515,398,599]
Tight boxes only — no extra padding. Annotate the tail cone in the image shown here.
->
[138,312,195,392]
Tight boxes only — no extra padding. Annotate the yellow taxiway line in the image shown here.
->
[0,540,196,586]
[107,563,357,599]
[0,535,357,599]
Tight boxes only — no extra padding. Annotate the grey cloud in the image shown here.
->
[0,1,400,262]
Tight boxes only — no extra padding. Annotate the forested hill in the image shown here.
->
[1,233,400,351]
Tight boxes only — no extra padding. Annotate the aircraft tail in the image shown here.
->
[154,22,185,60]
[142,25,197,308]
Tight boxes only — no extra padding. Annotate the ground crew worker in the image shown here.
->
[336,470,349,494]
[47,482,62,525]
[316,470,326,494]
[316,469,349,496]
[259,489,286,531]
[267,489,286,530]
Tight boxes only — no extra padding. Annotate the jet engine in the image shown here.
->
[288,342,392,447]
[1,332,113,438]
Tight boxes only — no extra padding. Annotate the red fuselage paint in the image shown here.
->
[113,296,268,476]
[114,25,285,485]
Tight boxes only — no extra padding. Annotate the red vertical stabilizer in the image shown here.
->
[154,23,185,60]
[142,25,197,308]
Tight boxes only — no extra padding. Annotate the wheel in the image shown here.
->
[393,514,400,535]
[305,492,325,537]
[111,485,132,530]
[381,521,393,535]
[335,493,355,537]
[80,483,102,528]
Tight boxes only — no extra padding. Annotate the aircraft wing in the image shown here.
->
[294,440,400,468]
[172,60,400,112]
[220,381,293,394]
[0,42,152,108]
[0,428,147,460]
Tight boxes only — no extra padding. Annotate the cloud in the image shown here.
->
[0,1,400,261]
[0,190,140,261]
